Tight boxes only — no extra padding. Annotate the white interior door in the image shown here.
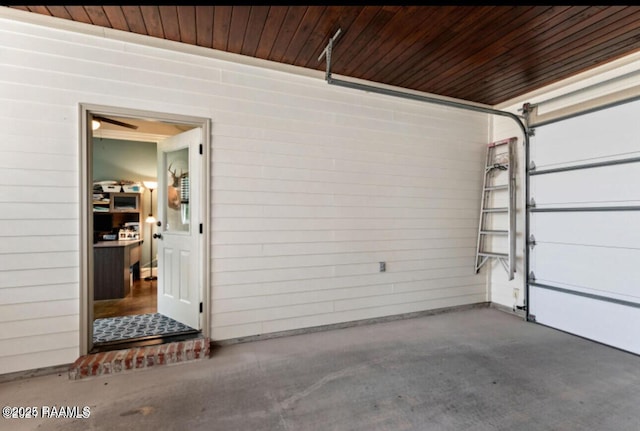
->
[156,127,202,330]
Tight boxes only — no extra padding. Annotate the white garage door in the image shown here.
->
[528,97,640,355]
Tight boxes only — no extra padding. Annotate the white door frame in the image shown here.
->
[79,103,211,354]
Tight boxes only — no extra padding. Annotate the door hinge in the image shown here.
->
[199,302,203,313]
[199,143,203,155]
[199,223,203,234]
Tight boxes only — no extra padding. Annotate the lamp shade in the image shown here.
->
[143,181,157,190]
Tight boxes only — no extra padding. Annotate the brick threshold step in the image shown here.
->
[69,337,210,380]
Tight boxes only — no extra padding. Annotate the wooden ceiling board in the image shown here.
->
[332,7,407,78]
[84,6,111,28]
[323,6,381,72]
[45,6,72,21]
[336,6,403,77]
[9,5,640,106]
[139,6,164,39]
[63,6,92,25]
[353,6,440,83]
[194,5,214,49]
[101,6,130,32]
[451,6,602,102]
[241,6,270,57]
[212,6,232,51]
[398,6,502,73]
[434,7,595,103]
[373,7,479,86]
[26,5,50,16]
[386,6,501,90]
[268,6,309,63]
[158,6,180,42]
[177,6,197,46]
[227,6,251,54]
[411,6,550,93]
[477,7,640,104]
[358,8,438,84]
[280,6,326,65]
[422,8,558,101]
[253,6,288,60]
[121,6,147,36]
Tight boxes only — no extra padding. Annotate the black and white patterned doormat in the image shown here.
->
[93,313,198,344]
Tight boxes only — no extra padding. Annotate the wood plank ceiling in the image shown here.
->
[10,5,640,106]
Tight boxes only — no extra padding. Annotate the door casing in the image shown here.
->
[79,103,211,355]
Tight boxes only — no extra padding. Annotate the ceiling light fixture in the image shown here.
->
[92,119,101,130]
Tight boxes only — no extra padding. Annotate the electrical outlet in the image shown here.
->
[379,262,386,272]
[513,288,520,300]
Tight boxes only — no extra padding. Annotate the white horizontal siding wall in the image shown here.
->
[0,11,489,375]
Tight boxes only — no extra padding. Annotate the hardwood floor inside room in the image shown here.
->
[94,277,157,319]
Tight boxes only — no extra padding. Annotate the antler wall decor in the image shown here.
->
[167,162,188,211]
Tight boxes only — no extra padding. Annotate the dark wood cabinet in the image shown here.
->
[94,240,142,300]
[93,190,144,300]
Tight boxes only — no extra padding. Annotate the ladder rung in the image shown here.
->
[484,185,508,191]
[482,207,508,213]
[478,252,508,258]
[480,230,508,235]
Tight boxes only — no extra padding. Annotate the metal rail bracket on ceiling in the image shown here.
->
[318,28,342,83]
[318,29,531,128]
[318,29,533,319]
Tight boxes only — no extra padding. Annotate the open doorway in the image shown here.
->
[80,105,210,355]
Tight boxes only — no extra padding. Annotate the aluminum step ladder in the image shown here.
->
[475,137,517,280]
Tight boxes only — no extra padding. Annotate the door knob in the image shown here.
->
[153,233,163,240]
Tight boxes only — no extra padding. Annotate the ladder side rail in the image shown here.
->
[507,138,517,280]
[475,144,493,272]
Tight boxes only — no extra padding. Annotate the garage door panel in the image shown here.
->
[531,101,640,168]
[531,243,640,300]
[531,212,640,248]
[529,287,640,355]
[528,97,640,355]
[531,164,640,206]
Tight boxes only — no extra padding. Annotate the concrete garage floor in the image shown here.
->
[3,307,640,431]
